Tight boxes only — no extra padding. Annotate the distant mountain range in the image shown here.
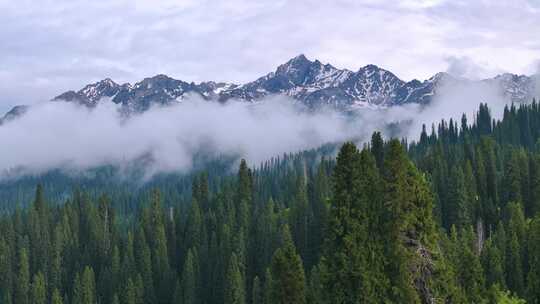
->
[1,54,539,123]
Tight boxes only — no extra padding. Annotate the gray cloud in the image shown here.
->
[0,74,517,180]
[0,0,539,112]
[445,56,504,80]
[0,97,361,178]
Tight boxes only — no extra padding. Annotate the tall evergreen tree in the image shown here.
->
[447,165,471,229]
[527,215,540,303]
[81,266,97,304]
[270,225,306,304]
[51,289,63,304]
[251,276,262,304]
[30,272,46,304]
[180,249,199,304]
[15,247,30,304]
[370,131,384,171]
[224,253,245,304]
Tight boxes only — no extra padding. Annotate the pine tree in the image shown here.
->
[481,238,505,288]
[236,159,252,235]
[184,200,203,256]
[504,152,523,204]
[72,273,83,304]
[134,227,155,304]
[51,289,63,304]
[15,247,30,304]
[307,266,323,304]
[506,231,524,296]
[320,142,365,302]
[382,139,448,303]
[224,253,245,304]
[270,225,306,304]
[383,140,423,303]
[527,215,540,303]
[251,276,262,304]
[529,155,540,216]
[30,272,46,304]
[463,161,479,221]
[0,237,12,303]
[447,165,471,229]
[458,227,485,302]
[289,175,311,267]
[121,278,137,304]
[148,190,171,304]
[31,184,50,276]
[50,225,64,294]
[81,266,97,304]
[263,269,273,304]
[370,131,384,171]
[237,159,253,205]
[180,249,199,304]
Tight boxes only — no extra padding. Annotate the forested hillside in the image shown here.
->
[3,101,540,303]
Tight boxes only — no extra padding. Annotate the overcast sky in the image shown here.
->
[0,0,539,112]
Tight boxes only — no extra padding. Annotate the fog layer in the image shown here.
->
[0,80,524,177]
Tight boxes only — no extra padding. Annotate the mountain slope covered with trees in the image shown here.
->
[3,100,540,303]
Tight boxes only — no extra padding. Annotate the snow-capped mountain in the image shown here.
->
[2,54,539,122]
[53,75,237,113]
[484,73,538,103]
[218,54,442,108]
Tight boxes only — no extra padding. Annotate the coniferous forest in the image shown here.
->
[5,101,540,303]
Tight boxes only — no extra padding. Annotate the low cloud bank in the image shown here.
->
[0,98,360,177]
[0,79,525,178]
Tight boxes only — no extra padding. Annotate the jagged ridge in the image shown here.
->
[2,54,539,122]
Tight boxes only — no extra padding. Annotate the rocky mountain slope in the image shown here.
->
[2,54,538,122]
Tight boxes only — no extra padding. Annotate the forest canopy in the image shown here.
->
[2,101,540,303]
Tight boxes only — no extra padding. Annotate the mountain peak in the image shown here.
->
[148,74,175,81]
[277,54,313,72]
[362,64,381,70]
[82,78,119,89]
[31,56,540,118]
[79,78,121,103]
[429,72,454,82]
[102,78,117,85]
[288,54,309,63]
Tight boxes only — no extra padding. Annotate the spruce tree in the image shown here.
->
[0,238,12,303]
[527,215,540,303]
[180,249,199,304]
[481,238,505,288]
[447,165,471,229]
[51,289,63,304]
[251,276,262,304]
[263,268,273,304]
[30,272,46,304]
[224,253,245,304]
[458,227,485,302]
[320,142,364,302]
[15,247,30,304]
[506,231,525,296]
[270,225,306,304]
[81,266,97,304]
[370,131,384,171]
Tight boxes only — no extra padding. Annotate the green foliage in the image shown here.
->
[2,102,540,303]
[30,272,46,304]
[490,284,526,304]
[51,289,63,304]
[225,253,245,304]
[15,247,30,304]
[270,225,306,304]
